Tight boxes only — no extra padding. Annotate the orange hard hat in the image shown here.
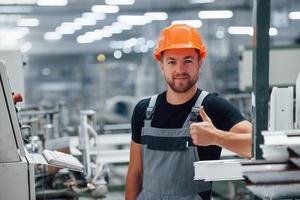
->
[154,24,206,61]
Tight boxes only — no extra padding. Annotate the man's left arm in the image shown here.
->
[190,107,252,159]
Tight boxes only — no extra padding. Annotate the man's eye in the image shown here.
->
[168,61,176,65]
[184,60,193,64]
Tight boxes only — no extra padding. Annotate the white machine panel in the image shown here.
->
[0,49,25,105]
[296,73,300,129]
[0,159,30,200]
[239,47,300,91]
[270,87,294,131]
[0,63,20,162]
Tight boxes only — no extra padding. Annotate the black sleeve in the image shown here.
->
[131,98,150,143]
[204,94,246,131]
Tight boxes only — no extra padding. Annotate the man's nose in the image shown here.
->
[175,62,185,72]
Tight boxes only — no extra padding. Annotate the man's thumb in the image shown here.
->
[199,106,211,122]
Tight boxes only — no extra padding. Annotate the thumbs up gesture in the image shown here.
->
[190,106,218,146]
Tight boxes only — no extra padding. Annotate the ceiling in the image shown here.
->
[0,0,299,55]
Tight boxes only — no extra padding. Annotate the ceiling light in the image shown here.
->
[56,27,75,34]
[37,0,68,6]
[81,12,106,20]
[105,0,134,5]
[74,18,97,26]
[140,45,148,53]
[198,10,233,19]
[92,5,119,13]
[137,37,145,45]
[0,0,36,5]
[171,20,202,28]
[123,47,131,54]
[124,38,137,48]
[144,12,168,20]
[44,32,62,40]
[289,12,300,20]
[77,35,94,44]
[94,29,112,38]
[146,40,155,48]
[189,0,214,3]
[113,50,122,59]
[104,25,122,34]
[17,18,39,27]
[61,22,81,30]
[112,22,132,30]
[228,26,253,35]
[117,15,151,25]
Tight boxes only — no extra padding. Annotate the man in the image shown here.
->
[125,24,252,200]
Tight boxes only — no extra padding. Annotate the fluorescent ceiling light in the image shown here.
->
[77,35,94,44]
[84,31,103,40]
[124,38,137,48]
[44,32,62,40]
[37,0,67,6]
[198,10,233,19]
[189,0,215,3]
[61,22,81,30]
[0,0,36,4]
[105,0,134,5]
[144,12,168,20]
[112,22,132,30]
[56,27,75,34]
[104,25,123,34]
[228,26,278,36]
[146,40,155,48]
[93,29,112,38]
[228,26,253,35]
[123,47,131,54]
[92,5,119,13]
[289,12,300,19]
[117,15,152,25]
[74,18,97,26]
[140,45,148,53]
[171,20,202,28]
[17,18,39,27]
[81,12,106,20]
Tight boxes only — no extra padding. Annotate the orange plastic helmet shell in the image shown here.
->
[154,24,206,61]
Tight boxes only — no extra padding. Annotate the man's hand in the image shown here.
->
[190,106,218,146]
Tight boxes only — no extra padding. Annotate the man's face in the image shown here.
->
[160,48,202,93]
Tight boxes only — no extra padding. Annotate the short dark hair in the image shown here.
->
[160,49,201,62]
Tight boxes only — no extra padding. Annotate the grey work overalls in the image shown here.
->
[138,91,211,200]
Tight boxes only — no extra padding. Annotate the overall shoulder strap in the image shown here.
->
[190,90,209,122]
[145,94,158,120]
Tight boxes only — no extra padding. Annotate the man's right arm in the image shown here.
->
[125,141,143,200]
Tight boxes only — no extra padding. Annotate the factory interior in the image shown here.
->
[1,0,300,199]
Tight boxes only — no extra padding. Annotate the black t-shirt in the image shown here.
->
[131,89,246,160]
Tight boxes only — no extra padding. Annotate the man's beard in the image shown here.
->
[166,72,198,93]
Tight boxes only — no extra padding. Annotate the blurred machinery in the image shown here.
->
[194,72,300,199]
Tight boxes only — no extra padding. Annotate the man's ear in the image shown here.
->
[159,61,164,76]
[198,59,203,72]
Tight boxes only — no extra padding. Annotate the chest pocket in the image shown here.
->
[141,135,195,151]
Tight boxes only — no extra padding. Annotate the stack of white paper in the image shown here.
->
[42,150,84,172]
